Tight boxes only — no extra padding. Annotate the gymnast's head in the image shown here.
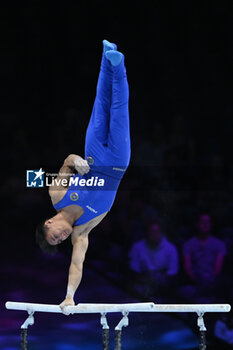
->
[36,214,73,253]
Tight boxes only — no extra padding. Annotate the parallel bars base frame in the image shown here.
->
[5,302,231,350]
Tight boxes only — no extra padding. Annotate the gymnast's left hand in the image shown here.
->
[59,296,75,315]
[74,156,90,176]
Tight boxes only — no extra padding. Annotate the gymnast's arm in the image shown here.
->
[63,154,90,176]
[49,154,90,191]
[59,233,89,314]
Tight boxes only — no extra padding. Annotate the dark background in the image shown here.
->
[1,2,233,349]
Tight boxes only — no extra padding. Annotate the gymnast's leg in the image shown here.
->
[106,50,131,168]
[85,40,117,148]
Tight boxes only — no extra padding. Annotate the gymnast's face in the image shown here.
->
[45,218,73,245]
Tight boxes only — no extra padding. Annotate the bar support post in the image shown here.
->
[101,313,109,350]
[114,312,129,350]
[20,312,34,350]
[197,312,207,350]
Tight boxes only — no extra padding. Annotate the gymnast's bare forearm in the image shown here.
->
[67,262,83,299]
[59,235,89,314]
[59,262,83,314]
[63,154,80,168]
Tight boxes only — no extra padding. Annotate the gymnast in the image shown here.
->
[36,40,130,314]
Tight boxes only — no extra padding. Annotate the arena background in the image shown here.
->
[1,2,233,349]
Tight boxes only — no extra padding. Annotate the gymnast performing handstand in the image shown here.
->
[36,40,130,314]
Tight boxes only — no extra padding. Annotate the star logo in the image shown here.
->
[33,168,45,181]
[26,169,45,188]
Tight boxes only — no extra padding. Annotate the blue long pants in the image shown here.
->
[85,48,131,179]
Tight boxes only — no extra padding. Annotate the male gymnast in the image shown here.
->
[36,40,130,314]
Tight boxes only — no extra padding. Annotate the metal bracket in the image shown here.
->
[21,312,34,329]
[197,312,207,331]
[115,312,129,331]
[101,313,109,330]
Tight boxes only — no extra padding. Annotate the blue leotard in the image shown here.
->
[53,47,130,226]
[53,170,121,226]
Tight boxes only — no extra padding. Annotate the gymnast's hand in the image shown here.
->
[59,296,75,315]
[73,155,90,176]
[63,154,90,176]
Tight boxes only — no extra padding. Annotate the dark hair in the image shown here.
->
[35,219,58,255]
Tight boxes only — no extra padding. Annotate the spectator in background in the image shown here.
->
[128,220,179,300]
[180,213,226,303]
[215,311,233,346]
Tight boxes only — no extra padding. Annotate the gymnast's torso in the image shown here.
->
[49,165,122,236]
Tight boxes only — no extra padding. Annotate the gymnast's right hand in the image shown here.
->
[59,296,75,315]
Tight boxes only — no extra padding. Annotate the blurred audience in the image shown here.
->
[179,213,227,303]
[128,220,179,300]
[3,111,233,301]
[3,108,233,346]
[215,311,233,346]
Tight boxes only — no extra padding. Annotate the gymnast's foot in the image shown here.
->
[103,39,117,53]
[105,50,123,66]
